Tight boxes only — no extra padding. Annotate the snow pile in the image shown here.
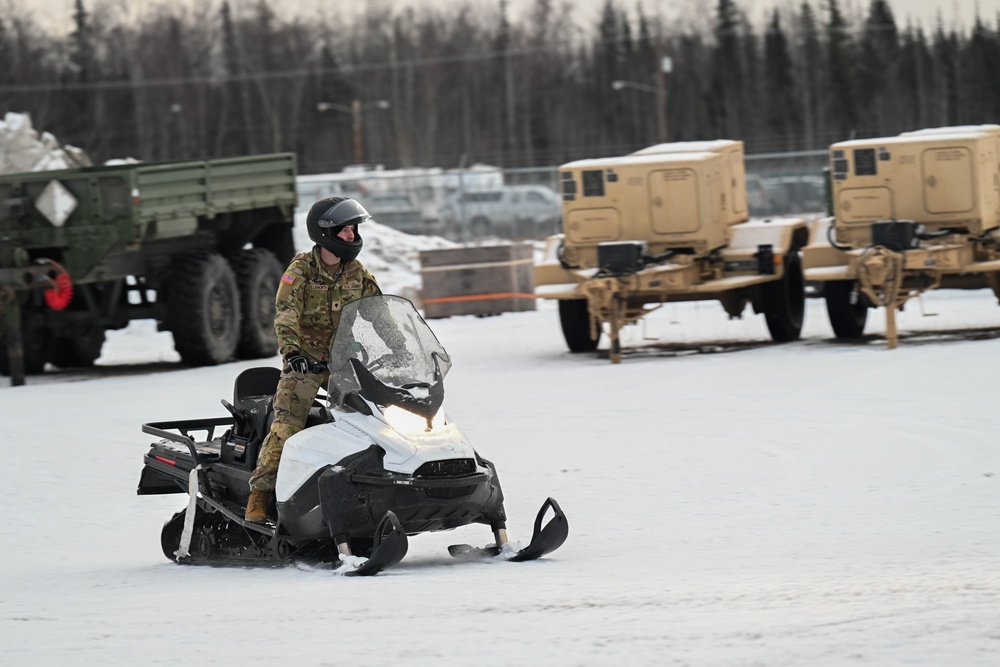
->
[331,554,369,575]
[0,112,91,173]
[292,212,458,304]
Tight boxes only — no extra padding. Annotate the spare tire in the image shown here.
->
[230,248,283,359]
[166,252,241,366]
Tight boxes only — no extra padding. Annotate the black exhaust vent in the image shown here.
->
[414,459,475,478]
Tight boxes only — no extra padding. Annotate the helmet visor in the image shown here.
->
[317,199,372,229]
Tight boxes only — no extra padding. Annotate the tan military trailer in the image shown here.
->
[802,126,1000,348]
[534,141,810,363]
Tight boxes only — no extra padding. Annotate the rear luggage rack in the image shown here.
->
[143,417,233,467]
[150,438,222,465]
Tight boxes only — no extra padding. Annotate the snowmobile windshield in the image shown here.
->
[327,295,452,421]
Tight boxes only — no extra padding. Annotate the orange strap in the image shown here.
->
[423,292,535,305]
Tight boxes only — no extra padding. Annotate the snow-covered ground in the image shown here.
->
[2,223,999,665]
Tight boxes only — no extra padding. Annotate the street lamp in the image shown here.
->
[169,103,187,159]
[317,99,390,165]
[611,56,671,144]
[611,79,657,94]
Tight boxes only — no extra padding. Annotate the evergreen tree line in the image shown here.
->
[0,0,997,174]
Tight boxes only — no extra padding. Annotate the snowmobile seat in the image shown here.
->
[224,367,281,467]
[234,367,281,405]
[223,367,331,468]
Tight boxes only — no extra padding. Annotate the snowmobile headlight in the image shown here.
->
[384,405,445,434]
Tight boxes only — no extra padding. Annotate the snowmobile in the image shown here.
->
[137,295,568,576]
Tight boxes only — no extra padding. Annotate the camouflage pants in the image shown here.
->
[248,368,330,492]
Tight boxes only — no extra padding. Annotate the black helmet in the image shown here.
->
[306,196,371,262]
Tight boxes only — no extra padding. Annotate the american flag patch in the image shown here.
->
[281,273,296,285]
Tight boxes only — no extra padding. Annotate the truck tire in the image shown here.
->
[824,280,868,338]
[471,216,492,238]
[230,248,283,359]
[761,250,805,342]
[559,299,601,352]
[0,307,50,375]
[50,325,106,368]
[166,252,241,366]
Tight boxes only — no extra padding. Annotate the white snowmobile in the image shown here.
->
[138,295,568,575]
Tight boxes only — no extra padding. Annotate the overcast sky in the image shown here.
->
[12,0,997,35]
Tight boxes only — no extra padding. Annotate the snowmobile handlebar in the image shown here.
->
[282,359,329,375]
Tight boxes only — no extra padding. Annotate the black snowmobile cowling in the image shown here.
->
[137,295,568,576]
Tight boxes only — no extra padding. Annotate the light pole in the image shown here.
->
[317,99,390,165]
[169,102,188,159]
[612,55,671,144]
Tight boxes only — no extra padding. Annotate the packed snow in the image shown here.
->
[0,112,90,173]
[2,221,999,665]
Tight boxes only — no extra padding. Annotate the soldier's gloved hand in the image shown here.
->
[284,353,310,375]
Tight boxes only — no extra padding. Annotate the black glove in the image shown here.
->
[284,353,310,375]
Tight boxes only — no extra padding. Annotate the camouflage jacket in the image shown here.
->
[274,246,381,362]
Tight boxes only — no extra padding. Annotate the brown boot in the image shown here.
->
[245,488,269,523]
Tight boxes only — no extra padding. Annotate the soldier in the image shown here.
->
[245,196,381,523]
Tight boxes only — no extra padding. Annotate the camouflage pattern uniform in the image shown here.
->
[249,246,381,492]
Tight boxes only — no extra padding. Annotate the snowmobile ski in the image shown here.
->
[341,511,408,576]
[448,497,568,562]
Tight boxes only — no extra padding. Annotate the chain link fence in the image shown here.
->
[296,149,831,241]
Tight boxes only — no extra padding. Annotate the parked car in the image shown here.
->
[366,192,425,235]
[745,173,773,217]
[295,174,367,211]
[763,175,827,215]
[440,184,562,239]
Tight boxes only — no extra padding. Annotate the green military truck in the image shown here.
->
[0,153,297,383]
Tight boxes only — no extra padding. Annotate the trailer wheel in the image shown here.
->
[50,325,106,368]
[559,299,601,352]
[761,250,805,342]
[230,248,283,359]
[166,252,241,366]
[0,306,50,375]
[824,280,868,338]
